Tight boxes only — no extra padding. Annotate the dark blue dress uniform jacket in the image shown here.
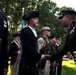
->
[51,21,76,61]
[9,41,19,66]
[19,27,41,75]
[0,11,8,75]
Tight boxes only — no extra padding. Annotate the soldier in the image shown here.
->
[9,33,21,75]
[48,35,57,75]
[0,11,8,75]
[9,33,21,66]
[55,37,62,75]
[38,26,51,75]
[49,10,76,63]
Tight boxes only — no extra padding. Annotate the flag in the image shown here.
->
[19,7,25,58]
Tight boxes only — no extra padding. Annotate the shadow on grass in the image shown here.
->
[62,65,76,75]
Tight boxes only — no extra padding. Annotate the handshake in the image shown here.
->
[41,54,51,60]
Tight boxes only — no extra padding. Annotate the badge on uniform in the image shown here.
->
[69,26,75,35]
[3,20,7,28]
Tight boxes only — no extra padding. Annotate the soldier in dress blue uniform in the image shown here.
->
[0,11,8,75]
[50,10,76,63]
[19,11,50,75]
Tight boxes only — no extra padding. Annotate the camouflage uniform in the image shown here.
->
[49,42,57,75]
[38,36,51,75]
[48,35,58,75]
[38,26,51,75]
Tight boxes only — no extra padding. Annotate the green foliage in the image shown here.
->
[0,0,75,45]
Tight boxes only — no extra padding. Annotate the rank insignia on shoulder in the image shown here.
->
[69,26,75,35]
[3,20,7,28]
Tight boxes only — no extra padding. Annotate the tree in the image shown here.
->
[0,0,75,45]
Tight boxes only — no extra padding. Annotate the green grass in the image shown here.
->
[62,60,76,75]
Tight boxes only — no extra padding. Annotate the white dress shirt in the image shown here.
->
[27,25,45,60]
[28,26,37,37]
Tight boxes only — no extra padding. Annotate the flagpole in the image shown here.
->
[20,7,25,58]
[21,7,25,29]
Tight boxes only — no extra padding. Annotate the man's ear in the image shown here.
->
[67,15,71,19]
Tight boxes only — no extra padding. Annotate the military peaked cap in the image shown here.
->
[41,27,51,31]
[22,11,39,21]
[58,10,76,19]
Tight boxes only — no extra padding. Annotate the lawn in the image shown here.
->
[61,59,76,75]
[7,59,76,75]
